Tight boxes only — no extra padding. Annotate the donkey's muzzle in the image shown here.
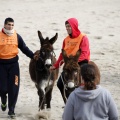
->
[68,82,75,88]
[45,59,52,68]
[45,59,52,65]
[45,64,52,69]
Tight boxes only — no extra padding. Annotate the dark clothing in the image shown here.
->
[57,60,88,101]
[0,62,20,112]
[17,34,33,59]
[0,33,33,113]
[78,59,88,66]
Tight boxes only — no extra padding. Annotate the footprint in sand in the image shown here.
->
[94,36,102,39]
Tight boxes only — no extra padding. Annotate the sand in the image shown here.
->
[0,0,120,119]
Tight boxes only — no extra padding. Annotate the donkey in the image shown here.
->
[61,49,100,103]
[29,31,59,110]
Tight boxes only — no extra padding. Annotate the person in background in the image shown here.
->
[50,18,90,102]
[62,64,119,120]
[0,17,34,118]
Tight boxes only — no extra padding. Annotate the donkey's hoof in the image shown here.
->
[35,109,51,120]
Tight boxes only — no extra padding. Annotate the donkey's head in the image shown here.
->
[62,49,81,89]
[37,30,58,68]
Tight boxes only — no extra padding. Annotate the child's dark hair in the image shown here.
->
[81,64,97,90]
[4,17,14,25]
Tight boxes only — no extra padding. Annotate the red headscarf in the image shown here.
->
[66,18,81,38]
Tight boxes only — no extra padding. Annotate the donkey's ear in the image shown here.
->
[49,33,58,45]
[62,49,68,63]
[38,30,44,45]
[74,49,81,62]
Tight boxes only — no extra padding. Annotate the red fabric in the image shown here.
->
[53,18,90,69]
[2,28,5,33]
[67,18,81,38]
[54,35,90,69]
[79,35,90,62]
[53,53,63,68]
[80,83,84,86]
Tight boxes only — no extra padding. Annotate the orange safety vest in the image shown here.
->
[0,31,18,59]
[64,33,85,56]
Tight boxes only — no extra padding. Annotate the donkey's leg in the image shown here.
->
[57,75,67,103]
[38,89,45,110]
[46,88,53,109]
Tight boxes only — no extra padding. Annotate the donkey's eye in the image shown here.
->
[74,71,78,75]
[64,71,68,76]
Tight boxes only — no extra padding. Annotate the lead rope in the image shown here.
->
[58,60,68,103]
[39,71,52,111]
[60,74,67,102]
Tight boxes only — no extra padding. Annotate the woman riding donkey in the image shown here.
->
[50,17,90,103]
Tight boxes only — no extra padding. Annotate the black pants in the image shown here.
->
[57,60,88,98]
[0,62,20,112]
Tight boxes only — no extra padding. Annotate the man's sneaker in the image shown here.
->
[8,111,16,119]
[1,103,7,111]
[1,95,7,111]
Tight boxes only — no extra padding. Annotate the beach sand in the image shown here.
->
[0,0,120,119]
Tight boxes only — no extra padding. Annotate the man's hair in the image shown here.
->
[4,17,14,25]
[65,21,69,25]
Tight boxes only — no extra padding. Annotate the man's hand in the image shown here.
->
[33,54,39,60]
[33,50,40,60]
